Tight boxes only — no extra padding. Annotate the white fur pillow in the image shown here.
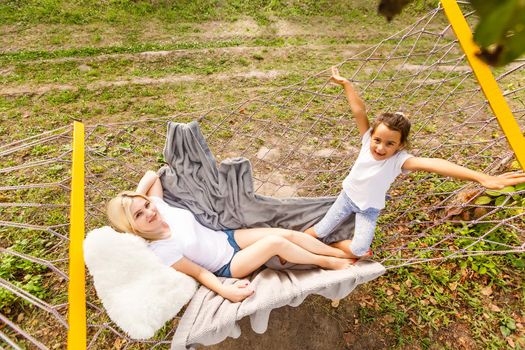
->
[83,226,197,339]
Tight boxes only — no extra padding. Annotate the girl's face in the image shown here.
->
[129,197,169,238]
[370,123,403,160]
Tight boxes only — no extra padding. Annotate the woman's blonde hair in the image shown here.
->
[106,191,159,240]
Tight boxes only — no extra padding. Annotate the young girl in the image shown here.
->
[107,170,353,303]
[305,66,525,259]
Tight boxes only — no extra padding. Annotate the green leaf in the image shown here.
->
[500,28,525,65]
[507,319,517,330]
[474,196,492,205]
[473,0,516,47]
[495,196,508,206]
[500,186,515,193]
[500,325,511,337]
[470,0,505,17]
[484,262,496,268]
[511,258,525,268]
[479,266,487,274]
[472,0,525,66]
[486,186,515,197]
[486,190,503,197]
[516,183,525,191]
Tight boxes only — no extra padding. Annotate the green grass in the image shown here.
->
[0,0,439,26]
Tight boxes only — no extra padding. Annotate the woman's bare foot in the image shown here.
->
[322,256,353,270]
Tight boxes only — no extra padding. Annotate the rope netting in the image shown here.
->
[1,2,524,348]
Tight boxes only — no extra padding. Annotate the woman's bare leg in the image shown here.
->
[234,227,348,258]
[229,235,352,278]
[330,240,372,259]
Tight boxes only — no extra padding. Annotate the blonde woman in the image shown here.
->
[107,170,353,303]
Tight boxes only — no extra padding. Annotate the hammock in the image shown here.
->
[1,2,524,348]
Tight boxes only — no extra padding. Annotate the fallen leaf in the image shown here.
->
[480,286,493,296]
[113,338,126,350]
[489,303,501,312]
[449,282,458,291]
[473,207,488,218]
[461,210,471,221]
[445,206,463,217]
[456,188,480,203]
[383,315,395,323]
[507,337,515,348]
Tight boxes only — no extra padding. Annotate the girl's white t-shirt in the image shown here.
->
[147,196,234,272]
[342,129,413,210]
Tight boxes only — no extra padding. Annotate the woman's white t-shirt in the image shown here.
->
[147,196,234,272]
[342,129,413,210]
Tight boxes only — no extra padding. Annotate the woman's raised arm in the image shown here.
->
[136,170,164,197]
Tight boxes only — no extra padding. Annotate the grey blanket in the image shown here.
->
[159,121,354,244]
[172,261,385,350]
[158,121,386,349]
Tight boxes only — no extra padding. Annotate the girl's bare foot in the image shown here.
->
[304,227,318,238]
[329,240,360,259]
[350,250,373,264]
[358,249,373,260]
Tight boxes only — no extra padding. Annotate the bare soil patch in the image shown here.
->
[0,69,287,97]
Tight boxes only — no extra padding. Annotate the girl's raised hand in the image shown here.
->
[479,172,525,190]
[330,66,349,86]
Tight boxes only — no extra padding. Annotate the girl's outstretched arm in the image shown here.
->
[136,170,163,197]
[171,257,254,303]
[330,66,369,136]
[402,157,525,190]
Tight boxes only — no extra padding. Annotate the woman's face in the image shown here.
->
[129,196,169,238]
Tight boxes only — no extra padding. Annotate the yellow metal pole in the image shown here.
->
[67,121,86,349]
[441,0,525,171]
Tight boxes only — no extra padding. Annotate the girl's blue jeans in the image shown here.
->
[313,191,380,256]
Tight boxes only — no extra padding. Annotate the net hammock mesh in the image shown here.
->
[1,2,525,348]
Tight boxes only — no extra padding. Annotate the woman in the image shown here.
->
[107,170,353,303]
